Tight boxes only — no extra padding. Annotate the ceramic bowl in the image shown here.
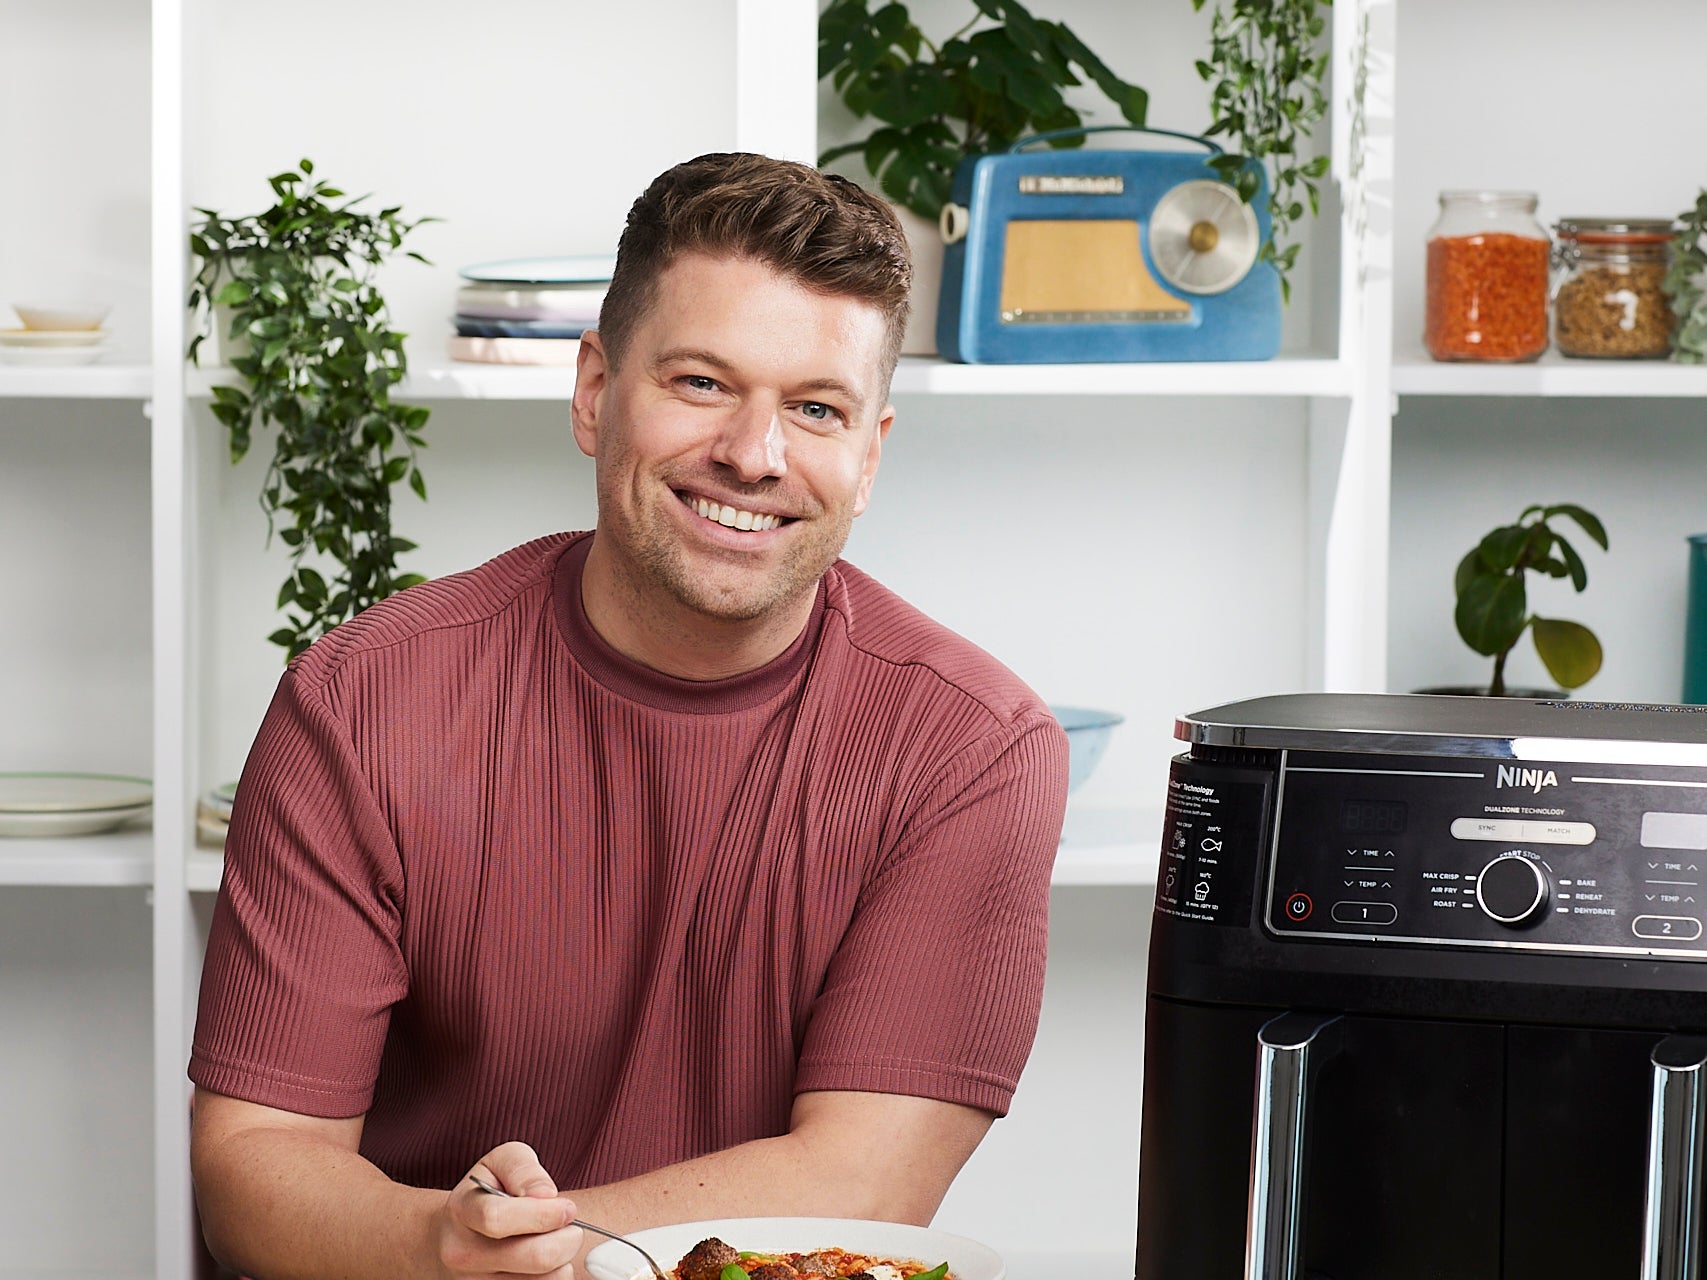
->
[13,301,112,331]
[1050,705,1125,793]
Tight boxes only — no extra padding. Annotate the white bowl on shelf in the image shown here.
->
[12,301,111,331]
[1050,705,1125,794]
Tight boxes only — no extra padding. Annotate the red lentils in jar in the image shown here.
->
[1424,191,1550,362]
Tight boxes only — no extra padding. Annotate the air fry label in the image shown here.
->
[1155,758,1268,928]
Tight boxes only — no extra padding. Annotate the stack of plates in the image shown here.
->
[2,301,113,365]
[196,781,239,848]
[448,255,614,366]
[0,328,110,366]
[0,773,152,838]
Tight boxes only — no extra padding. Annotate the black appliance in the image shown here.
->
[1137,693,1707,1280]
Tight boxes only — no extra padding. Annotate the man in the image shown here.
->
[190,152,1069,1280]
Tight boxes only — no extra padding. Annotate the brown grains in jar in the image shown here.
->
[1425,233,1551,361]
[1555,262,1673,359]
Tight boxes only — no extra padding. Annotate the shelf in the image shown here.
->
[1394,348,1707,398]
[0,364,153,400]
[182,809,1160,893]
[890,353,1350,398]
[187,848,224,894]
[188,353,1353,403]
[0,826,152,886]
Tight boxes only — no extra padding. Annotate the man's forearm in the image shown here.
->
[566,1091,993,1264]
[194,1113,450,1280]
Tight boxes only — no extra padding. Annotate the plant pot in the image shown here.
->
[891,203,943,357]
[1411,685,1569,700]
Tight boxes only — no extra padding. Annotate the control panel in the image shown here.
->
[1266,749,1707,957]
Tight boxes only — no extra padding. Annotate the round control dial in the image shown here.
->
[1476,853,1549,926]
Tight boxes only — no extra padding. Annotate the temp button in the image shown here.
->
[1332,901,1398,925]
[1634,916,1704,941]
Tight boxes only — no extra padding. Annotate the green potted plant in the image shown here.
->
[817,0,1149,223]
[1444,503,1609,698]
[187,158,437,660]
[817,0,1147,353]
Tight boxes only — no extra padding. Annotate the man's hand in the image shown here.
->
[439,1142,584,1279]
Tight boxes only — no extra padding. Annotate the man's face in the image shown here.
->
[572,252,894,632]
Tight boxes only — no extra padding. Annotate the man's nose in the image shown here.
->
[711,399,787,482]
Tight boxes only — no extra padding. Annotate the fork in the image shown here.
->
[466,1173,670,1280]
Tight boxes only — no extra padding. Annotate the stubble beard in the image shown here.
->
[603,460,853,627]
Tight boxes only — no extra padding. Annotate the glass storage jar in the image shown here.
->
[1425,190,1551,362]
[1552,217,1676,359]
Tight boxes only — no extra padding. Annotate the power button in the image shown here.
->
[1285,893,1314,922]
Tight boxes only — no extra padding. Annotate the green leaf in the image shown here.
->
[1477,525,1531,573]
[1554,536,1589,592]
[1455,574,1528,658]
[721,1265,748,1280]
[1543,503,1609,551]
[1531,617,1604,689]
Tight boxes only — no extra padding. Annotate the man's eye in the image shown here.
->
[800,402,835,422]
[682,375,719,393]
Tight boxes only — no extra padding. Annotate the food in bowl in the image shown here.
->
[677,1237,949,1280]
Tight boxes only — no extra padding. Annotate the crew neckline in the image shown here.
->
[550,532,826,713]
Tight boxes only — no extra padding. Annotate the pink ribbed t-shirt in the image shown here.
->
[190,532,1069,1192]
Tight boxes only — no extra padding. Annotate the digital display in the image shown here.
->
[1342,798,1408,835]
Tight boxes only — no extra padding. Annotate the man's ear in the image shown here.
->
[852,404,894,518]
[570,330,610,459]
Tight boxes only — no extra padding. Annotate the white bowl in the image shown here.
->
[1049,705,1125,793]
[13,301,112,331]
[585,1217,1003,1280]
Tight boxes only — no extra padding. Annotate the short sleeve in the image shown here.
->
[189,666,409,1117]
[792,709,1069,1116]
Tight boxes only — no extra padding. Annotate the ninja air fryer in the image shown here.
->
[1137,693,1707,1280]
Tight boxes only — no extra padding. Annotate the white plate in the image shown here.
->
[459,254,616,284]
[585,1218,1003,1280]
[0,342,110,365]
[0,772,153,813]
[0,327,108,347]
[0,803,151,838]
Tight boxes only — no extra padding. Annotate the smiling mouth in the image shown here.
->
[680,491,789,532]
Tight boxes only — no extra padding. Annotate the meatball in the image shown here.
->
[795,1256,837,1278]
[678,1239,741,1280]
[750,1264,802,1280]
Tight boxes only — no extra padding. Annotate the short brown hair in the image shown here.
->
[597,153,912,379]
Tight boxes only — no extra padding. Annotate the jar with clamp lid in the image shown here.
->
[1425,190,1551,362]
[1552,217,1676,359]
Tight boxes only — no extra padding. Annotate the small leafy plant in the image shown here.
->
[818,0,1149,221]
[1191,0,1333,301]
[1454,504,1609,697]
[1665,189,1707,364]
[187,159,436,660]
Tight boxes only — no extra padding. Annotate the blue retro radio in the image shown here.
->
[935,127,1282,364]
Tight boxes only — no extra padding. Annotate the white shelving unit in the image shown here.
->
[12,0,1707,1277]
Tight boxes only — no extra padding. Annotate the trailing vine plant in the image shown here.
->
[1190,0,1333,301]
[818,0,1149,221]
[1665,189,1707,363]
[187,159,436,660]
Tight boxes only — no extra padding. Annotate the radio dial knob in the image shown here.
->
[1476,853,1549,926]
